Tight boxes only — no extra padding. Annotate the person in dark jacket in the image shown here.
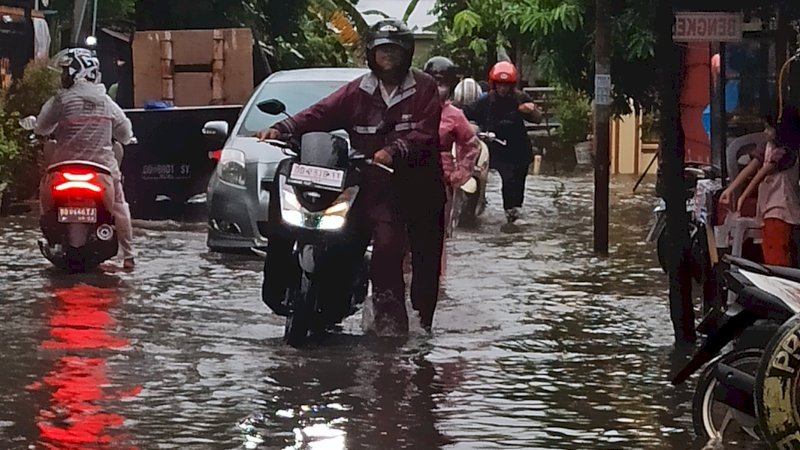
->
[258,19,445,334]
[464,61,542,224]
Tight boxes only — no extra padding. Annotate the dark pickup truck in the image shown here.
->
[121,105,241,219]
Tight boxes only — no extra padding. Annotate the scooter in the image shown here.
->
[451,131,504,229]
[258,99,387,346]
[20,117,120,272]
[672,255,800,445]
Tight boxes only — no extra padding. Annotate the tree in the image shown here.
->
[434,0,659,113]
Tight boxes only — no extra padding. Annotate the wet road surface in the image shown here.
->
[0,173,752,449]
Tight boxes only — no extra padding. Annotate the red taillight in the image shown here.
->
[53,171,103,194]
[208,149,222,161]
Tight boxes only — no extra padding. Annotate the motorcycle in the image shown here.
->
[646,164,719,275]
[451,130,504,229]
[20,117,120,272]
[672,255,800,444]
[258,99,384,346]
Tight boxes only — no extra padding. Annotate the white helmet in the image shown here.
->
[57,48,101,84]
[453,78,483,108]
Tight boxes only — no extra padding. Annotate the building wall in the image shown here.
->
[610,112,659,176]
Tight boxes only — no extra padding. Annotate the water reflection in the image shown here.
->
[239,340,461,449]
[28,282,140,449]
[1,175,767,449]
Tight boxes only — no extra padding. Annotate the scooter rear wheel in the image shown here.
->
[65,246,90,273]
[692,348,763,444]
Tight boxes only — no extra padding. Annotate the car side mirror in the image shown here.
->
[257,99,287,116]
[202,121,229,140]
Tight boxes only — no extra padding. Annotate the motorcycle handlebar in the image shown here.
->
[477,132,507,147]
[260,139,395,174]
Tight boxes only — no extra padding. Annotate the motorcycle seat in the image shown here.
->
[47,160,113,175]
[766,265,800,284]
[725,255,800,284]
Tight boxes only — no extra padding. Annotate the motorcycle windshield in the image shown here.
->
[300,132,349,168]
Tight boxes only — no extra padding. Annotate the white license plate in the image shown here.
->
[141,163,191,180]
[288,164,345,191]
[58,207,97,224]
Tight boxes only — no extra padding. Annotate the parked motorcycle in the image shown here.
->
[258,99,380,346]
[672,255,800,444]
[646,164,719,275]
[20,117,120,272]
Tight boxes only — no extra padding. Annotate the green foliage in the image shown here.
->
[0,108,23,187]
[641,111,661,142]
[0,62,59,191]
[4,61,61,116]
[49,0,137,25]
[434,0,660,112]
[552,85,592,150]
[271,12,353,69]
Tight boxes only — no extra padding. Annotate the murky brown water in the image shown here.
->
[0,173,756,449]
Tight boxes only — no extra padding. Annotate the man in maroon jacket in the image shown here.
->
[258,19,446,334]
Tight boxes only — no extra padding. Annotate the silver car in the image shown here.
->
[203,68,369,252]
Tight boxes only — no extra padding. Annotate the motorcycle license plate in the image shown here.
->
[288,164,345,191]
[58,207,97,224]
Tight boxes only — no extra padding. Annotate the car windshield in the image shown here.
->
[238,80,350,137]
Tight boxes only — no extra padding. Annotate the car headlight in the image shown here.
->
[218,149,246,187]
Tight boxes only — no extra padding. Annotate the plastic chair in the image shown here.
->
[716,132,767,257]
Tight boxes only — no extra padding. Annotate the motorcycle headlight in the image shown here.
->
[218,149,246,187]
[319,215,346,230]
[279,182,359,231]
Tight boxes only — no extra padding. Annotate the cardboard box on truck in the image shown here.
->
[132,28,253,107]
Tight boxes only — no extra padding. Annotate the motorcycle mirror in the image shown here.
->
[19,115,37,131]
[257,99,287,116]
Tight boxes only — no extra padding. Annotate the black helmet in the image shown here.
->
[366,18,415,75]
[424,56,458,87]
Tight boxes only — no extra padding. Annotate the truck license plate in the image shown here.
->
[58,207,97,224]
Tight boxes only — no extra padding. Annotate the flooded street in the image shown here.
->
[0,173,735,449]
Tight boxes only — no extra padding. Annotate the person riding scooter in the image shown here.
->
[258,19,444,334]
[33,48,136,270]
[423,57,480,237]
[463,61,542,225]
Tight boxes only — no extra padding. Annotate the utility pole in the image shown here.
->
[657,0,694,343]
[593,0,611,256]
[72,0,89,45]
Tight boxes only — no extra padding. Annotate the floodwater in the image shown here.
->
[0,173,755,449]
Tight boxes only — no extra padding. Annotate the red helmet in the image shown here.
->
[489,61,518,84]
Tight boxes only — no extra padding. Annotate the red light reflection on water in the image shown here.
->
[28,285,140,449]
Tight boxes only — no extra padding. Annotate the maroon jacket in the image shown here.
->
[272,69,443,221]
[273,69,441,165]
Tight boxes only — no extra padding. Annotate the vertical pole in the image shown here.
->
[710,42,727,180]
[593,0,611,256]
[160,32,174,104]
[212,29,225,105]
[72,0,88,45]
[657,0,694,343]
[91,0,98,37]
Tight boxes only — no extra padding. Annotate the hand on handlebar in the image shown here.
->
[257,127,281,141]
[373,149,393,167]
